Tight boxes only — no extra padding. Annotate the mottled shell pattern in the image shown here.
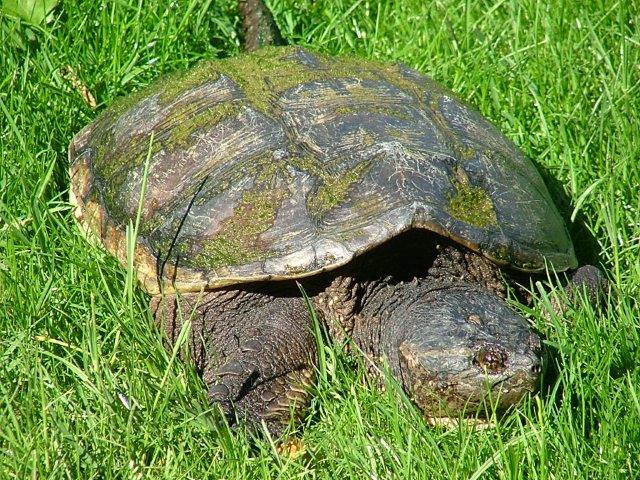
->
[69,46,576,294]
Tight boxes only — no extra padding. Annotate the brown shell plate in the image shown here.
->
[69,46,576,294]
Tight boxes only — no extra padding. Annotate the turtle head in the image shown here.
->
[395,287,543,417]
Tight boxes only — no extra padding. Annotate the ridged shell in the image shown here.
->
[69,46,576,294]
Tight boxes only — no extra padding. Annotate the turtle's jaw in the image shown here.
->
[399,342,542,416]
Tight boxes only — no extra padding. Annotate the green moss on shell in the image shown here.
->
[448,178,497,228]
[307,161,371,216]
[315,54,422,98]
[168,101,243,150]
[216,47,318,112]
[210,46,444,115]
[191,187,285,269]
[334,103,412,122]
[90,45,440,193]
[453,144,477,161]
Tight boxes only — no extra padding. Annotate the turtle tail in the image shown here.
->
[238,0,286,51]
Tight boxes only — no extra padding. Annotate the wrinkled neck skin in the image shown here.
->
[352,276,435,361]
[345,245,542,417]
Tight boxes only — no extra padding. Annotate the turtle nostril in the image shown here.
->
[531,363,542,375]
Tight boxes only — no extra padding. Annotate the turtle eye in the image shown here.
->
[472,346,508,372]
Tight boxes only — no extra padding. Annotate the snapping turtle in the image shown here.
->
[68,0,603,434]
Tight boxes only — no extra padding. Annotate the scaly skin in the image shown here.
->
[151,241,547,433]
[151,287,316,436]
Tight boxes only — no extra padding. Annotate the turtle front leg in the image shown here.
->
[151,290,317,436]
[561,265,609,307]
[524,264,609,316]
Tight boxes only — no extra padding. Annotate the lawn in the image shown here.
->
[1,0,639,478]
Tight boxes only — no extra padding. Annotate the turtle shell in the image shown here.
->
[69,46,576,294]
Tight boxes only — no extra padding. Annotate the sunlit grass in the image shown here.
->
[1,0,638,477]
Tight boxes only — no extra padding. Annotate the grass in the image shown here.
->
[1,0,638,477]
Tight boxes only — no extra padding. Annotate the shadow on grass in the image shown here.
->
[531,160,603,268]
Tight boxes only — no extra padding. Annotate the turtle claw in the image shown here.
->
[207,357,312,437]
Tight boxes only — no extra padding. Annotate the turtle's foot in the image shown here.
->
[554,265,609,314]
[426,416,494,430]
[152,291,317,437]
[209,355,314,437]
[566,265,609,300]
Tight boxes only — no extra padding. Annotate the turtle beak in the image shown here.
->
[399,339,542,415]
